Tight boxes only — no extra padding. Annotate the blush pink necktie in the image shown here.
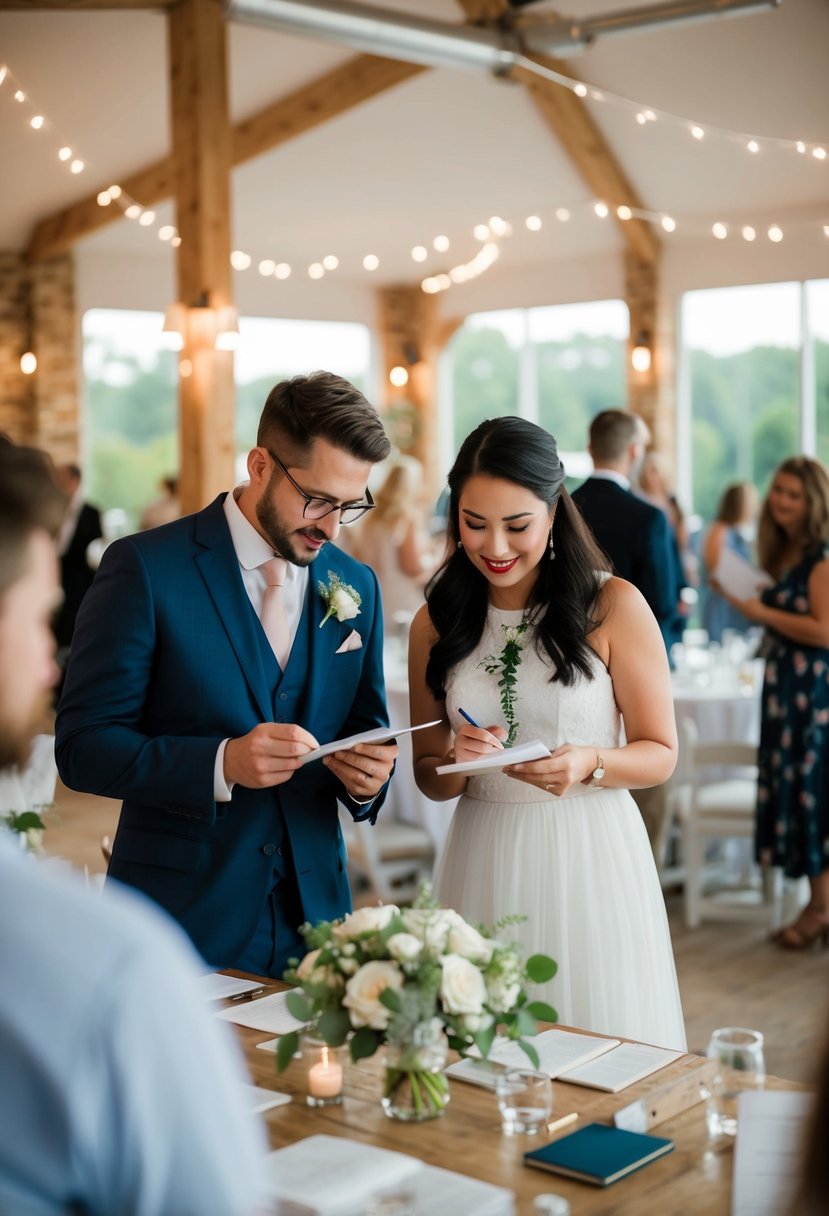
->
[260,556,290,669]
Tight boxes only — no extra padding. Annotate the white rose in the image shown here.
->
[447,920,494,964]
[295,948,322,981]
[387,932,423,963]
[332,587,360,622]
[439,954,487,1015]
[343,960,404,1029]
[25,828,44,854]
[332,904,398,940]
[338,957,359,976]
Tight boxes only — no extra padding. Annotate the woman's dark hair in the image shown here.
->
[425,417,611,699]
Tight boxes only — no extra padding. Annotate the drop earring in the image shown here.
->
[548,528,555,560]
[457,540,463,550]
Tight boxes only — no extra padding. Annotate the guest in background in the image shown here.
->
[0,446,267,1216]
[350,455,434,632]
[727,457,829,950]
[637,449,694,651]
[572,410,677,655]
[52,462,102,676]
[701,481,758,643]
[139,474,180,530]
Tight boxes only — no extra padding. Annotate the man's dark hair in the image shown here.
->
[257,372,390,466]
[0,447,66,599]
[588,410,643,463]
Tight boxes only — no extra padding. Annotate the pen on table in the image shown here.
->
[458,707,482,728]
[230,987,265,1002]
[546,1112,579,1135]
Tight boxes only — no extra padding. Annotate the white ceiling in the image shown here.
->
[1,0,828,292]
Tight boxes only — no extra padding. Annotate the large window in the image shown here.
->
[83,310,372,527]
[681,280,829,521]
[445,301,628,481]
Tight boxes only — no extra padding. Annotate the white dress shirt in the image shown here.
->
[214,487,309,801]
[588,468,631,491]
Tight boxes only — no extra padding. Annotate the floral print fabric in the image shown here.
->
[756,544,829,877]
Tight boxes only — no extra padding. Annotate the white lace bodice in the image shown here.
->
[445,605,622,803]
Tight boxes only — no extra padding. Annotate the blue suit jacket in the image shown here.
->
[55,495,390,967]
[571,477,676,629]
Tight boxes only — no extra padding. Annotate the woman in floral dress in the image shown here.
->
[408,417,686,1049]
[730,457,829,950]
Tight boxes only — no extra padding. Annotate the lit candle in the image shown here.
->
[308,1045,343,1099]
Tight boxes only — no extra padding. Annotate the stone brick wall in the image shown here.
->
[0,251,78,462]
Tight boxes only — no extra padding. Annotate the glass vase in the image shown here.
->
[381,1023,450,1122]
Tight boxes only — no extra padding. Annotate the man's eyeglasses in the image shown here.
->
[266,449,375,526]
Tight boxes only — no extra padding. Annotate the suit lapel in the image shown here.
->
[193,497,274,723]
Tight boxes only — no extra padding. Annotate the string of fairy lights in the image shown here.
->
[3,55,828,303]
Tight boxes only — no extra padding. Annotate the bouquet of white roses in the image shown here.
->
[278,890,557,1116]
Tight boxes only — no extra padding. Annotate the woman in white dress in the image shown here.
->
[409,417,686,1050]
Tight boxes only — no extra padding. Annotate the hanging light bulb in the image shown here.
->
[20,351,37,375]
[630,333,652,374]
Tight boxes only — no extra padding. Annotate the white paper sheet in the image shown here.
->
[214,990,307,1034]
[298,720,441,766]
[714,547,774,601]
[242,1083,293,1114]
[198,973,266,1002]
[435,739,551,776]
[558,1042,682,1092]
[731,1090,813,1216]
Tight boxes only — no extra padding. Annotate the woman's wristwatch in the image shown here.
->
[588,754,605,787]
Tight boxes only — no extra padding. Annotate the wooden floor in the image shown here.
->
[43,779,828,1086]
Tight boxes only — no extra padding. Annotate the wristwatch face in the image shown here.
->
[592,765,605,781]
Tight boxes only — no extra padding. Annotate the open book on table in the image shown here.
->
[265,1134,514,1216]
[446,1029,682,1093]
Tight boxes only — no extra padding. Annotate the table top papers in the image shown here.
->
[215,990,307,1034]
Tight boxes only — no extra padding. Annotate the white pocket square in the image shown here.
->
[335,629,363,654]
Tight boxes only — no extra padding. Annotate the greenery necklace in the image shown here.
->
[478,617,529,747]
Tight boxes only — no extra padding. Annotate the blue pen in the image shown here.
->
[458,707,482,728]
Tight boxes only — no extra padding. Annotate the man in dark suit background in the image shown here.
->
[56,373,398,978]
[572,410,677,650]
[52,463,102,675]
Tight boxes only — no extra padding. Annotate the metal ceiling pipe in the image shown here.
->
[519,0,783,58]
[225,0,520,73]
[225,0,783,70]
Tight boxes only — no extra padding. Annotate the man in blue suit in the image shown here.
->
[572,409,678,653]
[56,372,397,977]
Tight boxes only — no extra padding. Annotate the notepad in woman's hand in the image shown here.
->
[436,739,551,776]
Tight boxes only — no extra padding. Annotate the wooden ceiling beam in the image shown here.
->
[26,52,425,261]
[514,53,660,265]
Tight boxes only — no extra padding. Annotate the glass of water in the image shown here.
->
[494,1068,553,1135]
[705,1027,765,1137]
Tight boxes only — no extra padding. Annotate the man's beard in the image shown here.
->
[0,691,50,771]
[256,471,327,566]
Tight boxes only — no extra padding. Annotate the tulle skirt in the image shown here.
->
[434,788,687,1051]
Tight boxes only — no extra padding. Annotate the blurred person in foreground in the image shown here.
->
[789,1000,829,1215]
[725,457,829,950]
[701,481,759,644]
[0,446,267,1216]
[350,455,435,632]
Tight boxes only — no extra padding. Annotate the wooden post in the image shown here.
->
[376,285,441,501]
[625,249,676,472]
[168,0,235,514]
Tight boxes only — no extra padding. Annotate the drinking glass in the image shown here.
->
[705,1027,765,1137]
[494,1068,553,1135]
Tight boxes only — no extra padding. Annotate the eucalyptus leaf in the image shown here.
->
[525,1000,558,1024]
[379,987,402,1013]
[285,990,312,1023]
[517,1038,540,1069]
[350,1027,382,1061]
[317,1008,350,1046]
[276,1031,299,1072]
[525,953,557,983]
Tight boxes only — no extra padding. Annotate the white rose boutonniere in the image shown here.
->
[318,571,362,628]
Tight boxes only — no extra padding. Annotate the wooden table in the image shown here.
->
[228,977,803,1216]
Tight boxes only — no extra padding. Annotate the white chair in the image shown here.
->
[339,809,435,905]
[678,717,781,929]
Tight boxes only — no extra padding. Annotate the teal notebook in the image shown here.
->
[523,1122,674,1187]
